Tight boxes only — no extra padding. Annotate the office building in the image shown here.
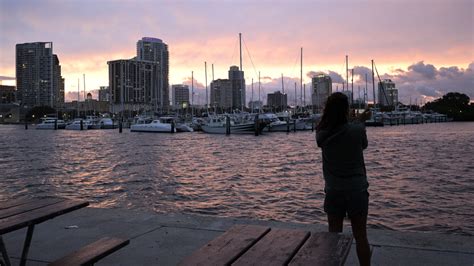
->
[378,79,398,107]
[267,91,287,110]
[16,42,64,108]
[311,74,332,110]
[228,66,246,110]
[171,84,190,109]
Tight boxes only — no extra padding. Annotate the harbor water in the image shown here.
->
[0,122,473,236]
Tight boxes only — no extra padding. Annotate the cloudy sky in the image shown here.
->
[0,0,472,104]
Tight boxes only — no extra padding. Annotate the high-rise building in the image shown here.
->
[312,74,332,110]
[210,79,233,109]
[108,59,162,113]
[98,86,110,102]
[267,91,287,111]
[228,66,245,110]
[171,84,190,109]
[16,42,64,108]
[378,79,398,107]
[137,37,169,109]
[209,66,246,111]
[108,37,170,114]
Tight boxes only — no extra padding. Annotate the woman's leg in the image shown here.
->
[350,213,371,266]
[327,213,344,233]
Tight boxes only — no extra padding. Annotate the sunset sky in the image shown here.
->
[0,0,472,105]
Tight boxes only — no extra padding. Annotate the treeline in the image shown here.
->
[422,92,474,121]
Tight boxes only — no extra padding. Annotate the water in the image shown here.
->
[1,122,473,236]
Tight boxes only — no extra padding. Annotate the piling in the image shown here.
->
[254,114,259,136]
[225,116,231,135]
[293,119,297,132]
[286,118,290,133]
[171,120,175,133]
[54,119,57,130]
[24,119,28,130]
[119,120,123,133]
[80,119,84,130]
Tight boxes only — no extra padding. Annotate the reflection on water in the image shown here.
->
[0,122,473,235]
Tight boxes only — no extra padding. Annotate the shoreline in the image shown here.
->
[2,207,473,265]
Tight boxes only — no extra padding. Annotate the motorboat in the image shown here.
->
[36,118,66,130]
[201,114,267,134]
[159,116,194,132]
[65,119,89,130]
[130,117,176,133]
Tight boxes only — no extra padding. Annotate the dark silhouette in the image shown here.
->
[423,92,474,121]
[316,92,371,266]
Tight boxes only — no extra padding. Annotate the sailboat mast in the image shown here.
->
[258,71,261,112]
[371,60,376,108]
[346,55,349,92]
[281,74,284,94]
[239,33,244,112]
[251,78,254,113]
[77,78,80,117]
[294,82,297,107]
[191,71,194,117]
[205,61,208,112]
[300,47,303,108]
[351,68,354,105]
[365,73,368,108]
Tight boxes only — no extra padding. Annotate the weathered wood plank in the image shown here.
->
[179,224,270,266]
[49,237,129,266]
[0,200,89,235]
[232,228,310,266]
[0,198,36,210]
[289,232,353,266]
[0,198,65,219]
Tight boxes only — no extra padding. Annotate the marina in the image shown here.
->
[0,122,472,237]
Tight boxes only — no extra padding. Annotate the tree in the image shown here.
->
[423,92,473,121]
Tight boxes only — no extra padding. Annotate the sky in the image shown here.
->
[0,0,473,105]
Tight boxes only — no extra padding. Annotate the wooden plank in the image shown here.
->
[49,237,129,266]
[0,198,65,219]
[232,228,310,266]
[0,200,89,235]
[179,224,270,266]
[0,198,37,210]
[289,232,353,266]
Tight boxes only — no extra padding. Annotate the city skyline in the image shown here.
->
[0,0,472,105]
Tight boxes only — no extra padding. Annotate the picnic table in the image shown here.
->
[179,224,353,266]
[0,197,89,266]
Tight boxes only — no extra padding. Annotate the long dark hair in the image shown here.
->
[316,92,349,131]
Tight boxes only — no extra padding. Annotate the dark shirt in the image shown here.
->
[316,122,369,192]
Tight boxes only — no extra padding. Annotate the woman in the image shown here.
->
[316,92,371,266]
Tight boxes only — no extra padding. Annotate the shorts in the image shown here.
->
[324,189,369,218]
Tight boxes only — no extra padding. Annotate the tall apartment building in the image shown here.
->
[210,79,233,109]
[108,59,162,113]
[228,66,245,110]
[267,91,287,110]
[16,42,64,108]
[171,84,190,108]
[210,66,245,111]
[311,74,332,110]
[378,79,398,107]
[108,37,169,114]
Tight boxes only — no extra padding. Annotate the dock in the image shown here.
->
[2,207,473,265]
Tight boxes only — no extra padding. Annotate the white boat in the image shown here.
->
[159,116,194,132]
[201,115,266,134]
[130,118,176,133]
[65,119,89,130]
[36,118,66,130]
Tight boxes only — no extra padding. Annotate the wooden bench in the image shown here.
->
[179,224,352,266]
[49,237,129,266]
